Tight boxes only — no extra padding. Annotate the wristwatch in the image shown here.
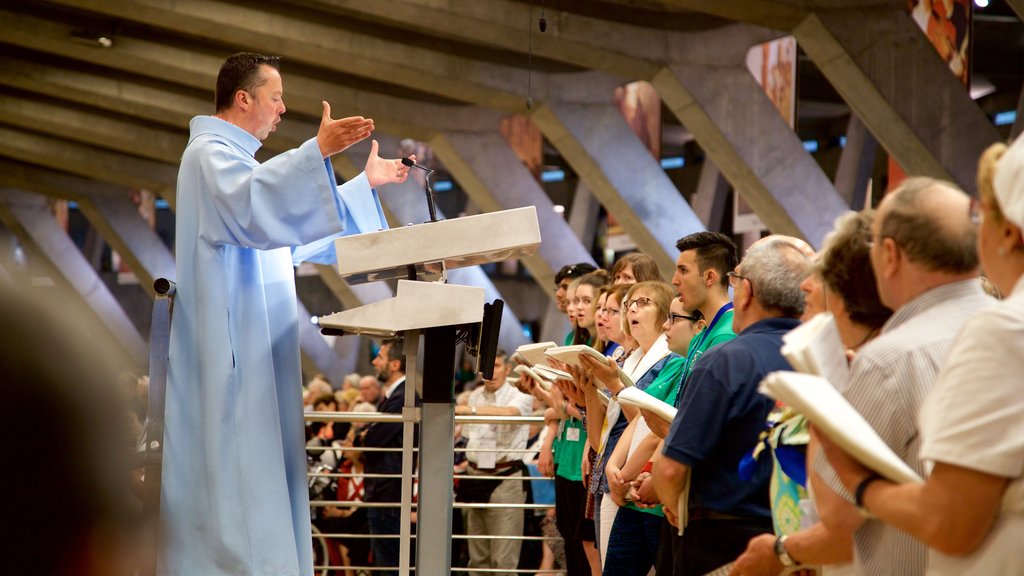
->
[774,535,798,568]
[854,472,883,518]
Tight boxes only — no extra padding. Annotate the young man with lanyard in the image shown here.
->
[671,231,739,392]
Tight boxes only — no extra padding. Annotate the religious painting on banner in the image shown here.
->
[606,81,661,253]
[737,37,797,234]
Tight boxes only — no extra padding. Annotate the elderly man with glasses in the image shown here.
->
[653,237,812,576]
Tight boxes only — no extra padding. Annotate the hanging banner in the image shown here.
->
[890,0,972,191]
[737,36,798,233]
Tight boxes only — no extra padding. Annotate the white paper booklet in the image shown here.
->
[780,312,851,392]
[514,342,557,367]
[513,364,552,391]
[533,364,573,383]
[615,387,677,423]
[545,345,634,389]
[759,371,924,484]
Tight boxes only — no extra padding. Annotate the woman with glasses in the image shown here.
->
[819,141,1024,575]
[602,295,706,576]
[575,281,684,570]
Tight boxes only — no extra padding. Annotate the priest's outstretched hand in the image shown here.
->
[364,139,415,188]
[316,100,374,158]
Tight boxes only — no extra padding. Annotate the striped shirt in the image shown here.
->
[814,279,993,576]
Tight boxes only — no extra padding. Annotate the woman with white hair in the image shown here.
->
[821,141,1024,574]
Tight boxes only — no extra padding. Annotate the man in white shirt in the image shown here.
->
[455,352,534,576]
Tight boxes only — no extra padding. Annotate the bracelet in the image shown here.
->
[854,472,884,513]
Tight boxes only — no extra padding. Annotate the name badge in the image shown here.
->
[566,427,581,442]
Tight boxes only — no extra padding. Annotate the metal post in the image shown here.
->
[399,330,420,574]
[417,325,457,575]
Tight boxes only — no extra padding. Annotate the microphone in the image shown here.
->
[402,157,433,175]
[402,157,439,223]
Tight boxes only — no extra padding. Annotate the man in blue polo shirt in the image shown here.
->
[653,238,811,576]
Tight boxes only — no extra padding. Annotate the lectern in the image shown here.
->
[318,206,541,575]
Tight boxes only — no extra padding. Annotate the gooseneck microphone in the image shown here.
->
[402,157,439,222]
[402,157,434,175]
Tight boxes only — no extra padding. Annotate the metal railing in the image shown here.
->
[305,409,566,575]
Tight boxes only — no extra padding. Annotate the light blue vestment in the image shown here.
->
[160,116,386,576]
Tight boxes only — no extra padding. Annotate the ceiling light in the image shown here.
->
[70,31,114,48]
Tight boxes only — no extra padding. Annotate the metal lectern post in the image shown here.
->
[417,326,457,575]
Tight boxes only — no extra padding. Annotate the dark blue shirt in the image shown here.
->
[662,317,799,518]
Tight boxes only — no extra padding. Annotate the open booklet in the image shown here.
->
[544,345,635,389]
[513,364,552,392]
[513,341,557,367]
[615,387,677,423]
[780,312,851,392]
[532,364,573,383]
[760,371,924,485]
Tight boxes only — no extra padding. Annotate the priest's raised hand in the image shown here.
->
[316,100,374,158]
[364,139,415,188]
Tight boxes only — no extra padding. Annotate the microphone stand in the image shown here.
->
[424,171,439,223]
[403,157,440,223]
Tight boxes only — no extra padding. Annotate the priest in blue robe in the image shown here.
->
[160,52,414,576]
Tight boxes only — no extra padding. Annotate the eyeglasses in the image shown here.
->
[969,196,981,225]
[726,271,748,287]
[603,306,621,316]
[727,271,754,300]
[624,296,654,311]
[668,313,701,325]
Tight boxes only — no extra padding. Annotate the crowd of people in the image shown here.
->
[100,131,1021,576]
[296,145,1024,576]
[348,140,1020,576]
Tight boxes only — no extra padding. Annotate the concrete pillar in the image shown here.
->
[78,193,177,296]
[795,7,1000,193]
[833,114,878,210]
[691,158,731,232]
[297,299,350,385]
[533,101,703,278]
[567,181,602,251]
[655,60,849,249]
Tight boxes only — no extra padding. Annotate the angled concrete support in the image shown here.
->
[430,130,596,291]
[77,193,177,297]
[532,101,703,278]
[297,298,351,384]
[654,59,848,248]
[0,188,147,365]
[567,181,602,252]
[834,114,878,210]
[795,8,1000,192]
